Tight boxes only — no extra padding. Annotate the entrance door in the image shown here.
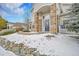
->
[42,14,50,32]
[45,19,49,31]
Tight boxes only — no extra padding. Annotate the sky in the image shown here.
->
[0,3,32,23]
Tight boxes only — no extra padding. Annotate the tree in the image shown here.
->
[0,16,8,30]
[66,3,79,33]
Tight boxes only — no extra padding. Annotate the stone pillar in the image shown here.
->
[50,3,58,33]
[34,12,42,32]
[38,13,42,32]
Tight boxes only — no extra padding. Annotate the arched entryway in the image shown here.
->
[34,3,58,33]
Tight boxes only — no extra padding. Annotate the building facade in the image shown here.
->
[31,3,73,33]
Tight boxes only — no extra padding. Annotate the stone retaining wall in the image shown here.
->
[0,37,44,56]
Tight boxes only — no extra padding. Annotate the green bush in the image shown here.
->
[1,31,15,35]
[0,29,16,36]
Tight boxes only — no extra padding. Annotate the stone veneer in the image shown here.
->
[50,3,58,33]
[34,13,42,32]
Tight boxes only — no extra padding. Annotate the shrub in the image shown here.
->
[0,29,16,36]
[22,29,30,32]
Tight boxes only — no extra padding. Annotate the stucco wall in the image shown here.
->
[58,4,73,33]
[32,3,52,13]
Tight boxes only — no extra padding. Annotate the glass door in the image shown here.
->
[45,19,49,32]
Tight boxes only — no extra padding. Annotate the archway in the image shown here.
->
[34,4,58,33]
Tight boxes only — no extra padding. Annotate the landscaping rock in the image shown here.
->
[32,51,40,56]
[5,41,10,50]
[0,37,41,56]
[12,44,20,55]
[45,34,55,40]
